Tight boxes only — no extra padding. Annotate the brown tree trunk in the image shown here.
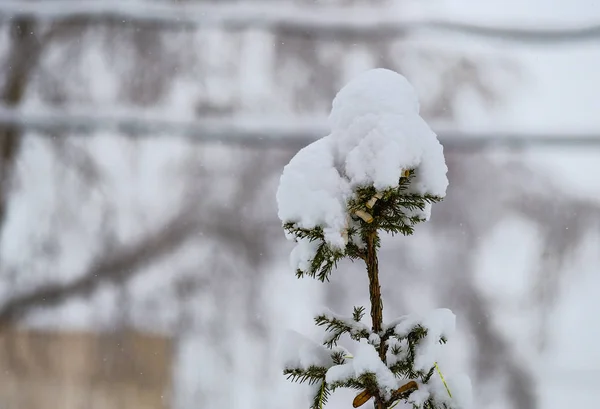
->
[366,230,387,409]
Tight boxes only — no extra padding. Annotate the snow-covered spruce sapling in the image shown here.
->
[276,69,471,409]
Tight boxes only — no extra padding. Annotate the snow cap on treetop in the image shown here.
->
[329,68,420,131]
[277,68,448,271]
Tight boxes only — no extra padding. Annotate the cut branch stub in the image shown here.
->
[352,381,419,408]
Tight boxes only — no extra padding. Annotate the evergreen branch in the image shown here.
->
[386,339,408,371]
[388,358,423,380]
[347,171,443,241]
[284,223,363,282]
[390,343,402,356]
[288,367,377,409]
[419,400,451,409]
[329,376,369,391]
[308,242,345,282]
[403,325,430,378]
[386,325,451,382]
[311,380,331,409]
[346,240,367,261]
[316,311,371,347]
[353,306,366,322]
[422,366,435,383]
[335,372,380,407]
[284,366,328,385]
[330,350,347,365]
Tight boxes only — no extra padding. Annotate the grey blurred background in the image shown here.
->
[0,1,599,409]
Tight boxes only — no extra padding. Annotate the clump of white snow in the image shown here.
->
[325,339,399,400]
[405,374,472,409]
[386,314,424,338]
[408,385,431,407]
[414,309,456,372]
[280,330,345,371]
[386,309,456,373]
[289,238,321,275]
[277,137,352,257]
[386,309,472,409]
[368,333,381,346]
[427,371,473,409]
[446,373,473,409]
[320,309,372,336]
[276,68,448,273]
[329,68,420,131]
[385,337,409,367]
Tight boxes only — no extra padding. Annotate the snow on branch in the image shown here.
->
[315,306,372,348]
[326,340,399,401]
[1,1,599,43]
[384,309,455,373]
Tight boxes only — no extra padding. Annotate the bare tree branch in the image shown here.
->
[0,155,280,331]
[510,191,600,350]
[459,282,537,409]
[0,207,200,328]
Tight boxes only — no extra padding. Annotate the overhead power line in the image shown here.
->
[0,1,599,44]
[1,107,598,150]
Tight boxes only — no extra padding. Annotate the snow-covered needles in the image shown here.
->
[276,68,449,279]
[282,308,471,409]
